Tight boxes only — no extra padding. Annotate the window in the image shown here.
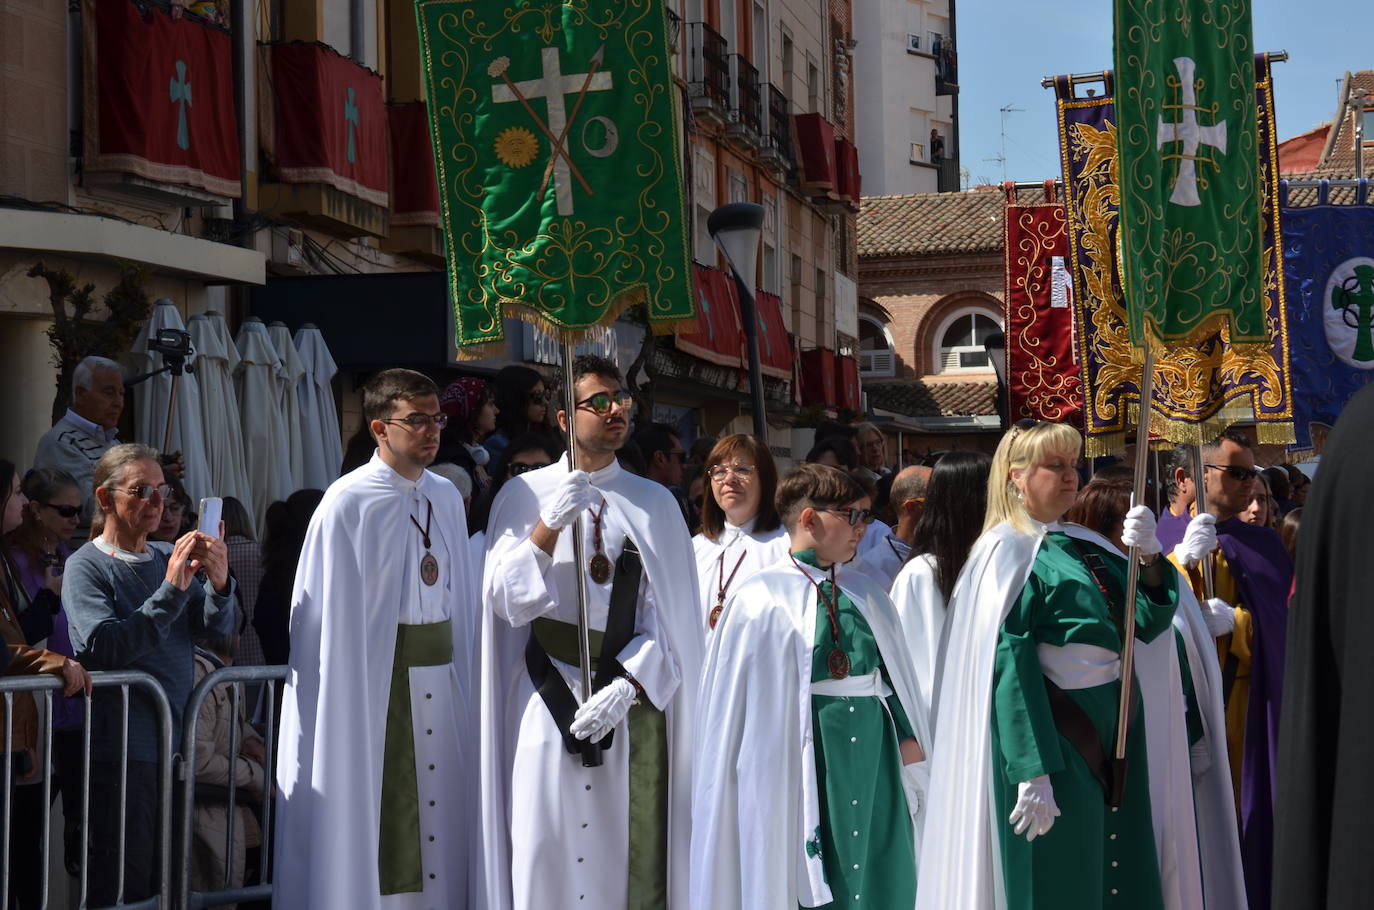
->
[936,310,1000,372]
[693,145,716,259]
[789,254,804,334]
[781,31,794,95]
[807,58,820,113]
[858,313,894,377]
[814,267,828,346]
[761,190,780,294]
[728,169,748,204]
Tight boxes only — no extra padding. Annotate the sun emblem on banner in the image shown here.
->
[494,126,538,168]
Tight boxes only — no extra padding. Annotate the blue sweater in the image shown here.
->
[63,540,237,762]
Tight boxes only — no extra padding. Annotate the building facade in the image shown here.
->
[852,0,960,196]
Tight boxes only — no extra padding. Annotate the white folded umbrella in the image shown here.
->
[234,317,294,535]
[267,322,307,491]
[294,323,344,490]
[187,311,256,528]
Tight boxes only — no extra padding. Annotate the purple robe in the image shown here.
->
[1156,505,1191,555]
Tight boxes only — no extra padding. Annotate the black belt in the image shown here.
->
[525,537,643,767]
[1043,675,1138,808]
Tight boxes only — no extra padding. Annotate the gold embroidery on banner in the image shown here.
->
[1004,201,1081,422]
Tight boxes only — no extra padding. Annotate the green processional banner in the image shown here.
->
[1113,0,1268,347]
[415,1,694,355]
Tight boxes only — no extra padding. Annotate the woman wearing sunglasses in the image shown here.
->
[485,365,560,466]
[62,443,237,906]
[691,434,788,630]
[918,422,1215,910]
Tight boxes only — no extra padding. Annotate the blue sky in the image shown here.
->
[956,1,1367,186]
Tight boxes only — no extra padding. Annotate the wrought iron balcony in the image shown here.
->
[687,21,729,124]
[758,83,795,172]
[726,54,762,145]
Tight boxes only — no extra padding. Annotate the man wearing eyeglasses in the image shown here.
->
[1159,429,1293,909]
[480,354,703,910]
[275,368,481,910]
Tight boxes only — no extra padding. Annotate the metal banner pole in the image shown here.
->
[562,344,602,767]
[1114,342,1154,763]
[1189,447,1217,598]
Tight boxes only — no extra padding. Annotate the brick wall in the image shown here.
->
[1,1,70,202]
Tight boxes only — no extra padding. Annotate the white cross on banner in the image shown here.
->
[1155,56,1228,207]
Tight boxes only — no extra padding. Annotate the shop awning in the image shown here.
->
[835,137,861,203]
[676,264,744,368]
[793,113,837,195]
[754,291,792,380]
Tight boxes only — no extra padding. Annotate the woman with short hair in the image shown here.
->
[691,434,788,630]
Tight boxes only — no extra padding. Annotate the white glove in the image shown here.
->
[1171,512,1217,567]
[901,760,930,820]
[569,676,638,743]
[1120,504,1162,557]
[539,470,595,530]
[1202,597,1237,637]
[1008,774,1061,842]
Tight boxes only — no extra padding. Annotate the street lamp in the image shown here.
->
[984,330,1009,430]
[708,202,768,440]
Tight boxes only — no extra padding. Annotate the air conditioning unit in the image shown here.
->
[907,34,921,53]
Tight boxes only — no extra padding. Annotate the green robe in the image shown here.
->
[990,532,1178,910]
[795,550,917,910]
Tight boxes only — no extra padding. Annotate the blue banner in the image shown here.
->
[1281,180,1374,448]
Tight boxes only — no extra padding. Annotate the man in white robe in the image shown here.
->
[274,369,479,909]
[479,355,703,909]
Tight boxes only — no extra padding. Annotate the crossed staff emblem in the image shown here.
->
[490,45,615,216]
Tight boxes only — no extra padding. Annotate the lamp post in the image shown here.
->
[708,202,768,440]
[984,330,1009,431]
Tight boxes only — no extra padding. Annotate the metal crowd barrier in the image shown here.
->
[2,665,288,910]
[176,664,287,910]
[1,670,174,910]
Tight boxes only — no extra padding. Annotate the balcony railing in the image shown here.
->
[760,83,795,170]
[688,22,729,113]
[727,54,762,138]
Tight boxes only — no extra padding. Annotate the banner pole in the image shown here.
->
[1189,447,1217,599]
[1114,342,1154,762]
[562,343,602,767]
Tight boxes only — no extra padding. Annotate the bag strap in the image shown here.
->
[595,537,642,693]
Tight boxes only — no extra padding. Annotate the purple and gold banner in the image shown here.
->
[1054,54,1294,455]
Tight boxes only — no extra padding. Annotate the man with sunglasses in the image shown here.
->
[1158,430,1293,910]
[276,368,481,910]
[631,421,691,526]
[480,355,703,910]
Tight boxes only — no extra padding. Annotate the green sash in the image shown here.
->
[530,618,669,909]
[378,620,453,895]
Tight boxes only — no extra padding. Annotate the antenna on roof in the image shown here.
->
[984,103,1025,183]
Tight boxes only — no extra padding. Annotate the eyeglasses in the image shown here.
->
[825,507,875,526]
[508,461,551,476]
[527,389,552,404]
[39,502,81,519]
[381,412,449,431]
[1204,463,1259,483]
[666,449,686,463]
[708,464,755,482]
[117,484,172,501]
[575,391,634,416]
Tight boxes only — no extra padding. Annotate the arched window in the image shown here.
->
[933,308,1001,373]
[858,313,895,377]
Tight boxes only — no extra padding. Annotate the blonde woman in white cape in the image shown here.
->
[916,422,1212,910]
[692,434,789,631]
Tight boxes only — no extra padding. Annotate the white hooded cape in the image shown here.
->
[273,456,480,909]
[915,521,1202,910]
[889,553,947,725]
[691,557,933,910]
[478,457,704,909]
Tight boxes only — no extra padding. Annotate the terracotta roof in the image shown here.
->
[864,377,998,418]
[857,188,1004,258]
[1277,123,1330,174]
[1320,71,1374,175]
[1280,168,1370,206]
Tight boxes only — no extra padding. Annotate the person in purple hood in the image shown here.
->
[1159,429,1292,910]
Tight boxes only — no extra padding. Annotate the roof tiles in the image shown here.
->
[857,188,1004,258]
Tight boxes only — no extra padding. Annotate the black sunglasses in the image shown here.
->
[825,507,875,526]
[39,502,81,519]
[1204,463,1259,483]
[508,461,551,477]
[575,391,634,416]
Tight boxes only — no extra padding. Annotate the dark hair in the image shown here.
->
[632,422,679,459]
[0,458,17,542]
[776,463,866,531]
[805,436,857,471]
[362,369,439,427]
[570,354,622,393]
[255,488,326,665]
[8,467,80,565]
[221,496,255,541]
[491,365,550,441]
[1066,475,1134,543]
[1163,446,1193,503]
[699,434,781,540]
[466,433,563,535]
[1261,465,1291,502]
[911,451,992,600]
[1201,428,1252,460]
[615,439,648,476]
[1279,506,1302,562]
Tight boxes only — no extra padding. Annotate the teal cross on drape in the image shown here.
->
[344,87,359,163]
[169,60,192,151]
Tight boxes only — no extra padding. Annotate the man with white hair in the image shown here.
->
[33,356,126,520]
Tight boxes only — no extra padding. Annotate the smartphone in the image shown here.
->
[198,497,223,537]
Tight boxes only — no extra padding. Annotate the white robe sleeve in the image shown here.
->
[487,538,559,627]
[616,580,680,710]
